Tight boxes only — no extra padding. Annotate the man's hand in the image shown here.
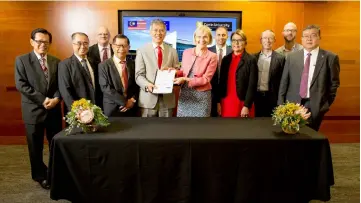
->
[240,106,249,117]
[45,98,60,109]
[174,77,189,85]
[119,98,136,112]
[43,97,51,109]
[146,83,156,93]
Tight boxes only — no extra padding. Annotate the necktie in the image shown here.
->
[120,61,128,91]
[81,59,91,78]
[40,57,48,81]
[157,46,162,69]
[103,47,108,61]
[218,48,223,78]
[299,53,311,98]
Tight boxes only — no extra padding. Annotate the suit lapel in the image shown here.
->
[310,49,325,87]
[147,43,158,70]
[162,44,169,68]
[269,51,277,80]
[47,55,55,89]
[72,55,93,88]
[226,46,233,55]
[109,59,123,91]
[94,44,101,62]
[237,52,246,70]
[30,52,47,91]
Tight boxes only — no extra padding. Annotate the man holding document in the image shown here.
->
[135,19,179,117]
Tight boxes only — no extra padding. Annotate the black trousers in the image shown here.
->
[254,91,276,117]
[25,117,62,181]
[301,98,323,132]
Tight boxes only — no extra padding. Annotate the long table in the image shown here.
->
[49,118,334,203]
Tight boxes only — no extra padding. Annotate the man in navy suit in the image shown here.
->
[209,26,232,117]
[15,28,62,189]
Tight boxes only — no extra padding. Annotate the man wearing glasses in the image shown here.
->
[88,26,114,66]
[275,22,303,57]
[58,32,102,112]
[278,25,340,131]
[15,28,62,189]
[99,34,139,117]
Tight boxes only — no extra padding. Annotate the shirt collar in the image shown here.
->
[113,55,126,64]
[217,45,227,52]
[74,54,87,62]
[304,46,319,56]
[33,51,47,60]
[232,51,243,59]
[152,42,164,50]
[283,43,299,51]
[260,50,272,58]
[98,43,111,51]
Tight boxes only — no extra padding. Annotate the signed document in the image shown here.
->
[152,70,176,94]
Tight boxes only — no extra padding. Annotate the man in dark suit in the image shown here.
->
[88,26,114,66]
[99,34,139,117]
[278,25,340,131]
[209,26,232,117]
[58,32,102,112]
[254,30,285,117]
[15,28,62,189]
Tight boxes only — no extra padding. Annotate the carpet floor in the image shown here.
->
[0,144,359,203]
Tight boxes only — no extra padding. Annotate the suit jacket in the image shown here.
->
[58,54,102,112]
[218,51,258,108]
[278,48,340,121]
[99,58,139,116]
[177,48,217,91]
[254,51,285,105]
[135,42,179,109]
[15,52,62,124]
[88,43,114,66]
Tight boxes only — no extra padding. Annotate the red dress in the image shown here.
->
[221,53,255,118]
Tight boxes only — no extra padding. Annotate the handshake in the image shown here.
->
[43,97,60,109]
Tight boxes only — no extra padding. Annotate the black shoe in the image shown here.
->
[38,179,50,190]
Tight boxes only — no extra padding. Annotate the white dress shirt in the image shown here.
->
[74,54,95,87]
[303,46,319,98]
[216,45,227,59]
[98,44,111,62]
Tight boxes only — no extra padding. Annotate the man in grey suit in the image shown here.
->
[278,25,340,131]
[209,26,232,117]
[135,19,179,117]
[254,30,285,117]
[99,34,139,117]
[15,28,62,189]
[58,32,102,113]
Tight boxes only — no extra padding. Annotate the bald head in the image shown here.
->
[282,22,298,43]
[97,26,110,46]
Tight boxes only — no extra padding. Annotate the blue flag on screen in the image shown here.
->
[163,21,170,31]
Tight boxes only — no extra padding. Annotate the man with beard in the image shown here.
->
[58,32,102,112]
[275,22,303,57]
[209,26,232,117]
[254,30,285,117]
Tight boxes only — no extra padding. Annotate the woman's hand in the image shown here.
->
[240,106,249,117]
[174,77,189,85]
[217,103,222,116]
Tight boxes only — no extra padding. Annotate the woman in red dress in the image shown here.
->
[217,29,257,117]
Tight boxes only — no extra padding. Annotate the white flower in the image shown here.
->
[78,109,94,124]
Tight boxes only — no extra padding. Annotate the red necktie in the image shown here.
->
[299,53,311,98]
[103,47,108,61]
[40,57,48,80]
[120,61,128,91]
[157,46,162,69]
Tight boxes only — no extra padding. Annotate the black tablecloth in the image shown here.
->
[49,118,334,203]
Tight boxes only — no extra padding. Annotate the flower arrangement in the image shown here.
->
[64,98,110,135]
[272,102,311,134]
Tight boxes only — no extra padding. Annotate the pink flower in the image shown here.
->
[78,109,94,124]
[295,105,311,120]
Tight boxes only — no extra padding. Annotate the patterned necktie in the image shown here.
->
[299,53,312,98]
[103,47,108,61]
[81,59,91,78]
[40,57,48,81]
[157,46,162,69]
[120,61,128,91]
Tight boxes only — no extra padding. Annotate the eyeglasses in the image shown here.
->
[112,44,129,49]
[284,29,297,33]
[33,40,50,46]
[302,34,319,39]
[231,39,245,44]
[72,42,89,47]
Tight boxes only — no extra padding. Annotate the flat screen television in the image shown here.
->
[118,10,242,61]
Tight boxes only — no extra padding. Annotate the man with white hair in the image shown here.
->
[275,22,303,57]
[88,26,114,66]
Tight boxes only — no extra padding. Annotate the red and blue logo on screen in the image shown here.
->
[128,20,147,30]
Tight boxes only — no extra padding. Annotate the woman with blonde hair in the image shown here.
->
[217,29,257,117]
[174,25,217,117]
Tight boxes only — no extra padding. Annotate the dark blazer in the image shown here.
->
[98,58,139,117]
[15,52,62,124]
[58,54,102,112]
[278,48,340,128]
[88,43,114,66]
[254,51,285,105]
[209,45,233,88]
[218,51,258,108]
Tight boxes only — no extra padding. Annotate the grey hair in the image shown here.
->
[150,19,166,31]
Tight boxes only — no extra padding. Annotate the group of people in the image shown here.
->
[15,20,340,189]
